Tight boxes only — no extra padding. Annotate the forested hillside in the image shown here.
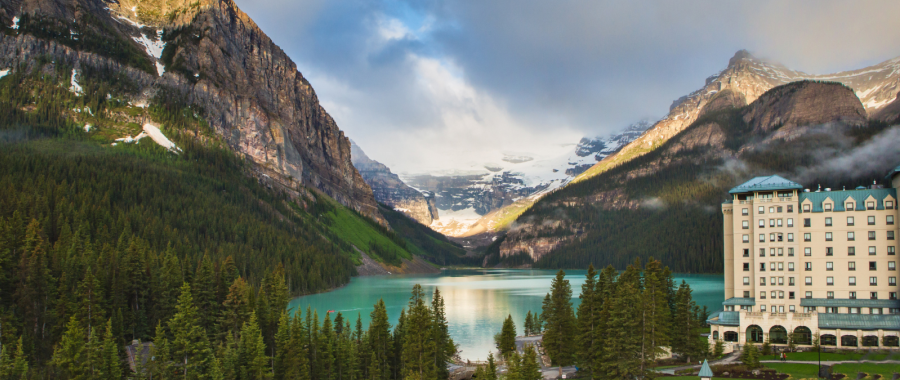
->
[505,81,899,273]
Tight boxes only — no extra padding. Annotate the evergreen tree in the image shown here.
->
[485,353,497,380]
[238,313,270,380]
[52,316,89,379]
[220,277,253,340]
[316,312,335,380]
[401,284,434,380]
[429,288,454,379]
[98,319,123,380]
[167,282,219,379]
[495,314,517,359]
[575,264,598,377]
[602,281,642,380]
[741,344,760,368]
[519,345,542,380]
[194,255,219,337]
[541,270,576,366]
[641,259,671,371]
[367,300,391,380]
[671,281,701,362]
[10,337,29,380]
[524,311,534,336]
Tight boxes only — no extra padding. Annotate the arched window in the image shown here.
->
[769,325,787,344]
[724,331,739,342]
[793,326,812,345]
[820,334,837,346]
[862,336,879,347]
[713,331,719,340]
[841,335,858,347]
[884,336,899,347]
[747,325,764,343]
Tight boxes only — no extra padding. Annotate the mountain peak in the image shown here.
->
[728,49,756,66]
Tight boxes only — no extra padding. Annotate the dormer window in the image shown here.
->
[803,204,811,212]
[867,201,875,210]
[824,203,832,211]
[887,201,895,209]
[847,203,854,210]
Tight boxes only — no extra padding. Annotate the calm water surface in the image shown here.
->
[287,269,723,360]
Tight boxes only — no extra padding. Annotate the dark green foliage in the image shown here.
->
[541,270,576,366]
[494,314,516,359]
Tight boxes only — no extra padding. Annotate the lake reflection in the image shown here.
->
[287,269,723,361]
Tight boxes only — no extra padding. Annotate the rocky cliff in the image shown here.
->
[350,141,438,225]
[0,0,382,222]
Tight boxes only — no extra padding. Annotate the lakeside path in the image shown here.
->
[660,356,900,376]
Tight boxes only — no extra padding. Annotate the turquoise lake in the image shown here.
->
[287,269,724,360]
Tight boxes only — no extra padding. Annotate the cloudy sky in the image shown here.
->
[234,0,900,174]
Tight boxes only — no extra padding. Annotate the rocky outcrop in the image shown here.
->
[350,141,438,225]
[0,0,383,222]
[742,81,867,133]
[872,92,900,124]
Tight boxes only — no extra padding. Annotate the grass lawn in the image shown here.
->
[662,377,731,380]
[764,363,821,379]
[832,363,900,377]
[760,351,900,362]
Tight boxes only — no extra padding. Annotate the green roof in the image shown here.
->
[800,298,900,308]
[886,165,900,180]
[818,313,900,330]
[707,311,740,326]
[723,297,756,306]
[729,175,803,194]
[798,188,896,212]
[699,360,713,378]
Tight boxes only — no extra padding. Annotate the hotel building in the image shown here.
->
[708,169,900,349]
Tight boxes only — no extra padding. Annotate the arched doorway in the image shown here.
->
[724,331,739,342]
[793,326,812,345]
[747,325,764,343]
[821,334,837,346]
[770,325,787,344]
[841,335,858,347]
[884,336,899,347]
[862,336,879,347]
[713,331,719,340]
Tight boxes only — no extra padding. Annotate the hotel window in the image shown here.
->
[787,218,794,227]
[805,277,812,285]
[788,247,795,256]
[890,277,897,286]
[744,291,751,298]
[789,305,796,312]
[770,291,776,299]
[743,235,750,243]
[742,208,749,216]
[869,216,876,225]
[788,262,795,271]
[826,247,833,256]
[769,207,775,213]
[849,247,856,256]
[760,248,765,257]
[743,249,750,257]
[759,234,765,243]
[742,220,749,229]
[761,305,767,312]
[871,308,882,315]
[870,261,877,270]
[759,220,765,228]
[825,232,833,241]
[827,291,834,299]
[825,217,832,226]
[743,263,750,271]
[804,218,811,227]
[889,231,895,241]
[848,216,855,226]
[769,262,776,271]
[848,232,855,241]
[803,204,811,212]
[760,291,766,299]
[850,291,857,299]
[789,277,795,285]
[805,262,812,271]
[825,203,832,211]
[890,261,896,270]
[849,261,856,271]
[778,248,784,256]
[870,276,877,286]
[826,276,834,285]
[769,219,775,227]
[804,247,812,256]
[770,233,776,242]
[871,292,879,300]
[743,277,750,285]
[888,215,895,225]
[777,206,783,212]
[788,205,794,213]
[788,233,794,242]
[870,246,877,255]
[804,233,811,242]
[758,206,765,214]
[847,203,854,210]
[849,307,860,314]
[777,262,784,271]
[777,219,783,227]
[770,248,776,257]
[890,246,896,255]
[867,201,875,210]
[760,277,766,286]
[760,263,766,272]
[778,277,784,285]
[888,201,895,209]
[789,291,795,299]
[826,262,833,271]
[779,291,784,299]
[892,294,899,301]
[770,277,776,286]
[805,291,812,299]
[849,276,857,286]
[869,231,876,240]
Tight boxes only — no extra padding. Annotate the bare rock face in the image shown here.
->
[0,0,383,222]
[350,141,438,225]
[872,92,900,124]
[742,81,867,133]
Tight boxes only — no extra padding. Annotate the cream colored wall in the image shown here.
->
[723,204,735,300]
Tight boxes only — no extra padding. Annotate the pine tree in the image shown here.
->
[167,282,219,379]
[220,277,252,340]
[603,281,642,380]
[542,270,576,366]
[519,345,542,380]
[193,255,219,337]
[52,316,89,379]
[429,288,454,379]
[75,267,106,339]
[316,312,335,380]
[641,259,670,372]
[575,264,598,377]
[524,311,534,336]
[401,284,434,380]
[10,337,29,380]
[15,219,56,361]
[495,314,516,359]
[367,300,391,380]
[485,353,497,380]
[238,313,270,380]
[98,319,123,380]
[671,281,700,363]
